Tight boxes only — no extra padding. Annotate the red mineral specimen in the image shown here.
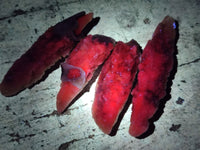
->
[57,35,115,113]
[92,40,141,134]
[129,16,178,137]
[0,12,99,97]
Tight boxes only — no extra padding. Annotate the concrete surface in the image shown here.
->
[0,0,200,150]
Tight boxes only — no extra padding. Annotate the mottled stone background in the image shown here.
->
[0,0,199,149]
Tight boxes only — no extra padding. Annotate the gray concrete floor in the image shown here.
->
[0,0,200,150]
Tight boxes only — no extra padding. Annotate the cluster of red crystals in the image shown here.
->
[129,16,177,137]
[57,35,115,113]
[92,40,141,134]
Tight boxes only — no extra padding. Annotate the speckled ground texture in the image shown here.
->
[0,0,200,150]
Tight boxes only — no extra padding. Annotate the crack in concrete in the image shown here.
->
[8,132,36,143]
[0,1,79,21]
[32,104,88,120]
[33,110,58,119]
[178,57,200,67]
[0,4,56,21]
[58,134,95,150]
